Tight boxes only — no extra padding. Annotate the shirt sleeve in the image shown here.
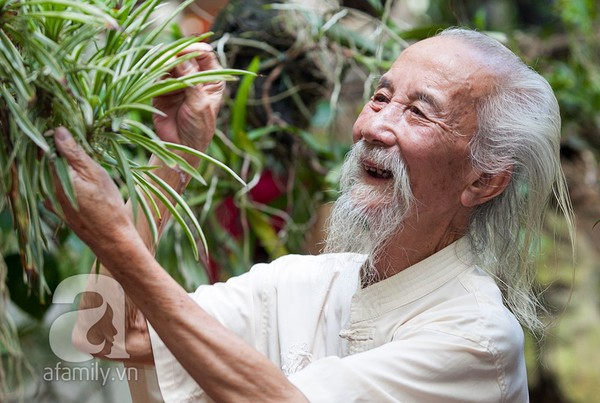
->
[288,327,528,403]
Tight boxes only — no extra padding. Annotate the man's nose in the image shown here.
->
[357,116,397,147]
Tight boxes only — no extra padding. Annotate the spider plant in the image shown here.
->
[0,0,249,297]
[0,0,249,398]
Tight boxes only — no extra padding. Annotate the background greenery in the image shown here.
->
[1,0,598,401]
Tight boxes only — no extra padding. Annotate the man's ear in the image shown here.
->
[461,168,512,208]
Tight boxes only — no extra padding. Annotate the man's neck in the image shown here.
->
[373,221,466,280]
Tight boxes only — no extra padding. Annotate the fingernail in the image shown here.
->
[181,58,199,72]
[55,127,68,141]
[181,60,194,71]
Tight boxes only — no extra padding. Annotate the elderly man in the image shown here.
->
[53,28,573,402]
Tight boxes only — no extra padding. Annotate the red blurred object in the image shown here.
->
[211,170,286,281]
[216,170,285,238]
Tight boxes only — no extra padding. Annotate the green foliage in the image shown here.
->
[548,0,600,149]
[0,0,249,294]
[0,0,250,398]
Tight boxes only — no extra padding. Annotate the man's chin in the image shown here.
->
[347,189,394,214]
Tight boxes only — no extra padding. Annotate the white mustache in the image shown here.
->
[340,140,410,193]
[353,140,402,172]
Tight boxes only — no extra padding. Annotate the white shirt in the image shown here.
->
[148,238,528,402]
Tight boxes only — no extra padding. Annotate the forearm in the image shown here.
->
[135,152,200,252]
[95,228,306,402]
[74,151,199,363]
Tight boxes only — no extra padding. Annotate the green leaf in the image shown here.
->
[105,103,166,117]
[164,142,246,188]
[231,57,260,149]
[134,185,159,247]
[165,152,207,187]
[144,0,197,44]
[132,170,205,260]
[118,129,176,168]
[51,155,78,210]
[23,11,115,27]
[19,0,119,28]
[117,135,207,186]
[21,145,49,298]
[131,69,250,104]
[121,118,161,142]
[119,0,161,31]
[38,153,65,219]
[0,87,49,152]
[109,138,139,220]
[144,170,208,256]
[0,30,35,101]
[27,31,65,82]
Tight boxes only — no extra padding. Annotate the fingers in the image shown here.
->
[50,127,80,216]
[54,126,80,160]
[174,56,200,78]
[53,127,97,179]
[178,42,217,66]
[50,128,132,238]
[172,42,222,78]
[173,42,225,113]
[191,45,222,72]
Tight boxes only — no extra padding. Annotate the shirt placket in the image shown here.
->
[339,326,375,355]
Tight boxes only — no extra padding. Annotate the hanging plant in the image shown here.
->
[0,2,251,397]
[0,0,248,298]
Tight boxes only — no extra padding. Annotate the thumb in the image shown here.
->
[53,127,93,172]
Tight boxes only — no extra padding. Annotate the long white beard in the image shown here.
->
[324,140,414,285]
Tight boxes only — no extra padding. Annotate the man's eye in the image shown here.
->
[409,105,425,117]
[371,94,389,103]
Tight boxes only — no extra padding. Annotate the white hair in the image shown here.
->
[438,28,575,334]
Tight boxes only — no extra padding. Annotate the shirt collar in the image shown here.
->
[349,237,473,322]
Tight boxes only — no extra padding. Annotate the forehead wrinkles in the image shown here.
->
[387,38,496,137]
[420,61,493,138]
[403,39,494,91]
[383,69,477,136]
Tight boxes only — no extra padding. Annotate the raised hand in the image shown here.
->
[152,42,225,152]
[50,127,137,257]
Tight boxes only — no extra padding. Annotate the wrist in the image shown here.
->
[93,224,148,270]
[149,153,198,184]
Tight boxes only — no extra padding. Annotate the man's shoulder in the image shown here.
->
[252,252,366,275]
[269,252,367,267]
[245,252,366,292]
[415,265,525,352]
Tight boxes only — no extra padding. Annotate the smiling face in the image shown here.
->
[325,35,502,279]
[350,35,496,227]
